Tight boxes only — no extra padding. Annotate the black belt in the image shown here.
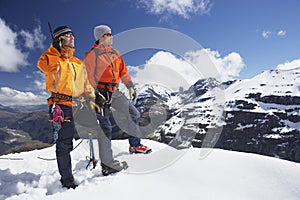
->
[97,81,119,88]
[50,92,73,101]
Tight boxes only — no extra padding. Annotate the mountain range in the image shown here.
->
[0,67,299,163]
[141,67,300,162]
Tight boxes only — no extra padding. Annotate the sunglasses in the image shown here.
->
[103,33,112,37]
[64,32,74,38]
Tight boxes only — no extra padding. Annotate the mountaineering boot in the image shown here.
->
[101,160,128,176]
[129,144,152,154]
[60,176,78,189]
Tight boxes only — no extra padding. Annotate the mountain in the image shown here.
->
[9,109,52,143]
[218,68,300,161]
[10,104,48,112]
[0,105,52,155]
[1,139,300,200]
[135,68,300,162]
[0,104,29,127]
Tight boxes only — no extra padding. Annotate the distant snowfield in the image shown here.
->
[1,139,300,200]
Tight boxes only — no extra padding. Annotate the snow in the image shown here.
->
[225,68,300,102]
[235,123,254,130]
[1,139,300,200]
[7,129,26,138]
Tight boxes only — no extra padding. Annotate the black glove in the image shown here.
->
[95,91,107,108]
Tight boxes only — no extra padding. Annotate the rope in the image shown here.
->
[0,139,87,162]
[0,157,23,160]
[36,138,85,161]
[73,139,84,151]
[37,156,56,161]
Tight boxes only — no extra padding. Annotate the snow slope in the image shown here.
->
[1,139,300,200]
[225,68,300,101]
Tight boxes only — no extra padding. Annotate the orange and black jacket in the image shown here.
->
[84,44,133,92]
[37,45,94,107]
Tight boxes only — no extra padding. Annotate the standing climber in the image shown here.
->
[84,24,152,154]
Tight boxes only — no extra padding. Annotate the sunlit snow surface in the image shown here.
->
[1,139,300,200]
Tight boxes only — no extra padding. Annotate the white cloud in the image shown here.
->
[136,0,212,19]
[277,59,300,70]
[185,49,245,82]
[0,18,46,72]
[261,29,287,39]
[0,18,29,72]
[129,48,245,90]
[277,30,287,37]
[128,51,199,90]
[0,87,48,106]
[0,70,47,107]
[20,24,46,50]
[30,70,45,91]
[33,79,45,91]
[262,30,271,39]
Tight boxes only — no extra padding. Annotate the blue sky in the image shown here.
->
[0,0,300,107]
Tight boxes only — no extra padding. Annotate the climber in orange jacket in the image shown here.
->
[84,24,152,154]
[37,34,94,107]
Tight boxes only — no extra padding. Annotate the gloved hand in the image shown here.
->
[89,101,101,113]
[128,87,136,101]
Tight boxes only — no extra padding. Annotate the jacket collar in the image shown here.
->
[49,45,75,58]
[92,44,113,52]
[61,46,75,58]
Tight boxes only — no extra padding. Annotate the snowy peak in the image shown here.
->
[135,67,300,163]
[137,83,180,109]
[225,68,300,102]
[224,68,300,113]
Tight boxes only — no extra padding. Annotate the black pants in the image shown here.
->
[49,104,76,181]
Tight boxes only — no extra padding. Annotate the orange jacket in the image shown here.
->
[37,45,94,107]
[84,44,132,92]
